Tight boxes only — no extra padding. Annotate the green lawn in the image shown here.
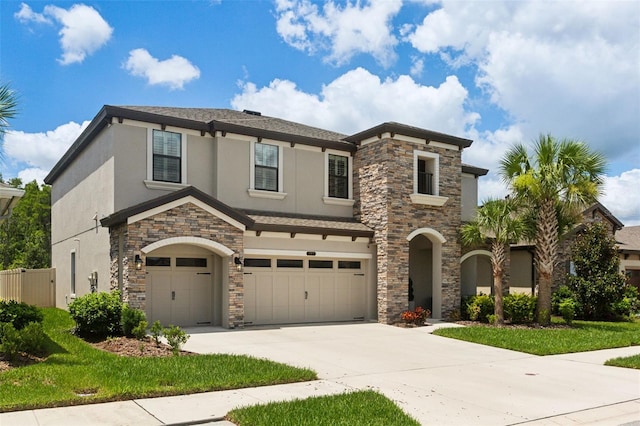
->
[605,354,640,369]
[227,390,420,426]
[0,308,316,412]
[433,318,640,356]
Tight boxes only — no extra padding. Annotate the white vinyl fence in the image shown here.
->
[0,268,56,307]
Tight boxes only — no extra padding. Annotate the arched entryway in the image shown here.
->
[141,237,233,327]
[407,228,445,318]
[460,250,492,296]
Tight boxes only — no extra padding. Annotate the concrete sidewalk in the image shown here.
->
[1,322,639,425]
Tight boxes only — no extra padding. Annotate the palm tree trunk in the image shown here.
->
[535,198,558,325]
[492,241,506,325]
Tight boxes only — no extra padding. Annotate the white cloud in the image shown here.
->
[14,3,51,24]
[232,67,479,136]
[275,0,402,67]
[16,3,114,64]
[17,168,49,186]
[124,48,201,90]
[601,169,640,226]
[3,121,90,172]
[406,1,640,166]
[409,56,424,78]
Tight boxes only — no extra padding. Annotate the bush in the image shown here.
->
[504,293,536,324]
[132,320,148,340]
[150,320,163,346]
[0,300,43,330]
[568,223,628,320]
[559,298,576,325]
[121,305,146,337]
[400,306,430,325]
[163,325,189,355]
[552,286,575,315]
[68,291,123,337]
[466,294,494,322]
[18,322,46,354]
[0,323,21,361]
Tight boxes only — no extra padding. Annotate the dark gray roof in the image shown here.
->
[462,164,489,176]
[344,122,473,149]
[45,105,356,184]
[101,186,374,239]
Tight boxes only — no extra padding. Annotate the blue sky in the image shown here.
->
[1,0,639,225]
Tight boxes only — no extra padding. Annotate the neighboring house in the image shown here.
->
[0,182,24,221]
[468,202,632,298]
[616,226,640,291]
[44,105,488,328]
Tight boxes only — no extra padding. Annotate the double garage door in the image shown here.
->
[243,257,367,325]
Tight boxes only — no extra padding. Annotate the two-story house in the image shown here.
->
[45,106,487,328]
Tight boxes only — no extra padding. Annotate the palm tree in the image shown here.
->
[461,198,525,324]
[0,83,19,162]
[500,134,606,325]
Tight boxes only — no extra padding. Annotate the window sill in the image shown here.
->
[410,193,449,206]
[248,189,287,200]
[144,180,189,191]
[322,197,355,207]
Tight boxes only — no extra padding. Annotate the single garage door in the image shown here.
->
[243,258,366,325]
[146,253,213,327]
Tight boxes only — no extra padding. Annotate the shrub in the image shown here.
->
[466,294,494,322]
[0,300,43,330]
[150,320,163,346]
[163,325,189,355]
[400,306,430,325]
[68,291,123,337]
[504,293,536,324]
[552,286,575,315]
[18,322,46,354]
[559,298,576,325]
[0,323,21,361]
[132,320,148,340]
[568,223,628,320]
[121,305,146,337]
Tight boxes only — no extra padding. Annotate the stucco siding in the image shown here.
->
[461,173,478,222]
[51,158,114,308]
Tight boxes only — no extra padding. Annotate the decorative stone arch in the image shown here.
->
[460,249,493,297]
[406,227,445,318]
[460,249,492,264]
[141,236,234,257]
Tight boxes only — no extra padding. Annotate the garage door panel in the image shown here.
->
[192,274,212,324]
[256,275,274,323]
[244,274,257,323]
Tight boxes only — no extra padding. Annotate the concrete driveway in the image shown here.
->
[183,322,640,425]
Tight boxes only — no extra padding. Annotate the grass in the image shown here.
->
[605,354,640,369]
[0,308,316,412]
[433,318,640,356]
[227,390,420,426]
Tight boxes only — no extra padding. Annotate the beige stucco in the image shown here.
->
[509,249,534,295]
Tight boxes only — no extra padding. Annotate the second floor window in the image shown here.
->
[254,142,279,191]
[328,154,349,198]
[417,158,434,195]
[152,130,182,183]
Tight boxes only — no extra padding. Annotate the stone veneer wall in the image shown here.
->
[354,137,463,322]
[108,202,244,328]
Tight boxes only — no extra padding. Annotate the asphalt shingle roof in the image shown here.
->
[616,226,640,252]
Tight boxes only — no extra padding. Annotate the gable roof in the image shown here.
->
[344,122,473,149]
[101,186,375,239]
[583,201,624,231]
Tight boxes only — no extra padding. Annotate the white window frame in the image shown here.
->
[323,150,354,206]
[410,149,448,206]
[248,141,287,200]
[145,128,188,190]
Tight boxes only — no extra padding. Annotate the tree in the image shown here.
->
[500,134,606,325]
[0,180,51,269]
[568,222,628,320]
[461,198,526,324]
[0,82,19,162]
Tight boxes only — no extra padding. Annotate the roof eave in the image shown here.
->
[345,122,473,149]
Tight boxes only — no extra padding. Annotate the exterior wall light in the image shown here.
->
[135,254,143,270]
[234,255,243,272]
